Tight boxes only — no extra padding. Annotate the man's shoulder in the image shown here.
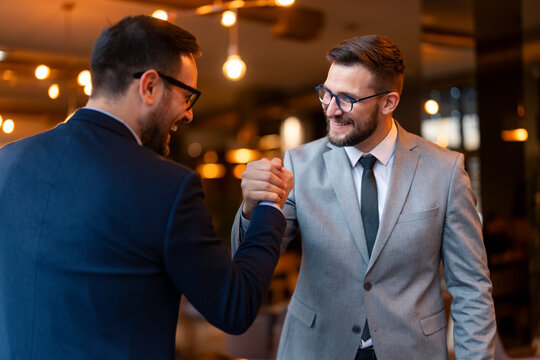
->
[126,145,198,185]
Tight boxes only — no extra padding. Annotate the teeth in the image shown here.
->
[171,124,178,132]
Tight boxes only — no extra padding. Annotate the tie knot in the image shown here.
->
[359,154,377,170]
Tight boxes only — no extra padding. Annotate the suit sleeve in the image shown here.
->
[230,150,299,255]
[163,172,286,334]
[441,153,496,359]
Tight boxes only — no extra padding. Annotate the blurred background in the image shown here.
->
[1,0,539,359]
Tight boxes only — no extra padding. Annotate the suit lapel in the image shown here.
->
[323,144,370,264]
[368,124,419,271]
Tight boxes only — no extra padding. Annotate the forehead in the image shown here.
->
[324,62,373,92]
[176,54,198,87]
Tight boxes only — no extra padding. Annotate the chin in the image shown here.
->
[328,132,350,146]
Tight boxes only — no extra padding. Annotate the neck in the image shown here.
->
[357,116,393,153]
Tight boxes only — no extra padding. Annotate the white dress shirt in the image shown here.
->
[344,120,398,226]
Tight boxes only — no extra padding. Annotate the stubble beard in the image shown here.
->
[141,94,172,157]
[326,104,379,147]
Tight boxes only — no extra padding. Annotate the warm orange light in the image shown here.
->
[195,4,215,15]
[229,0,245,8]
[84,83,92,96]
[2,119,14,134]
[2,70,15,81]
[501,128,528,142]
[77,70,91,86]
[48,84,60,99]
[233,164,246,179]
[0,114,3,128]
[225,148,261,164]
[221,11,237,27]
[223,55,246,81]
[424,99,439,115]
[275,0,295,6]
[196,164,226,179]
[35,65,50,80]
[152,10,168,21]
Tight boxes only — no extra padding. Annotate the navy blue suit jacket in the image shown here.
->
[0,108,285,359]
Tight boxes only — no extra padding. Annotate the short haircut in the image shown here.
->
[327,35,405,94]
[90,15,201,98]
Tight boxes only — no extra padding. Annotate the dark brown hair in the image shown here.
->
[327,35,405,94]
[90,15,201,98]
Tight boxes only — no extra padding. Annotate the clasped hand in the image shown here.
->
[241,158,294,219]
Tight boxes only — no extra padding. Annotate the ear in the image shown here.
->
[138,70,160,106]
[381,92,400,115]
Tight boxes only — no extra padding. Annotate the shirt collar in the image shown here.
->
[83,107,142,146]
[344,119,398,167]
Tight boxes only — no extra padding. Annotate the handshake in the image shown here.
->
[240,158,294,219]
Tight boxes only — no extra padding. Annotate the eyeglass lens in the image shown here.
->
[317,87,353,112]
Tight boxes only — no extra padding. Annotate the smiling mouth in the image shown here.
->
[330,119,352,128]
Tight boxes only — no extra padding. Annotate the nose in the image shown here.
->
[325,96,343,116]
[183,108,193,124]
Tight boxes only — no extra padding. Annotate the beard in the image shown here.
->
[141,94,173,157]
[326,103,379,147]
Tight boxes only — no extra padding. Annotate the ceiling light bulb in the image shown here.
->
[2,119,14,134]
[48,84,60,100]
[0,51,6,61]
[223,55,246,81]
[77,70,91,86]
[84,83,92,96]
[275,0,295,6]
[152,10,168,21]
[221,11,237,27]
[424,99,439,115]
[35,65,50,80]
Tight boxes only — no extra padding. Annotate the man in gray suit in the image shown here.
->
[232,35,496,359]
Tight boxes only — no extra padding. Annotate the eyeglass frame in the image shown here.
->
[315,85,390,113]
[133,71,201,110]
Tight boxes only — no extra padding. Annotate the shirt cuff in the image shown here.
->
[259,201,281,211]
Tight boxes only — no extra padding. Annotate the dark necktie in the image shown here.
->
[359,154,379,257]
[359,154,379,344]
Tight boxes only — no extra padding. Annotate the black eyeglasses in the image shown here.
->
[133,71,201,110]
[315,85,389,113]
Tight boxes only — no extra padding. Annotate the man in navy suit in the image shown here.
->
[0,15,293,359]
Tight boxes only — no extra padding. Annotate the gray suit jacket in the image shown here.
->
[232,122,496,359]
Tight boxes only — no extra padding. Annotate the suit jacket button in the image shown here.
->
[364,282,372,291]
[352,325,361,334]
